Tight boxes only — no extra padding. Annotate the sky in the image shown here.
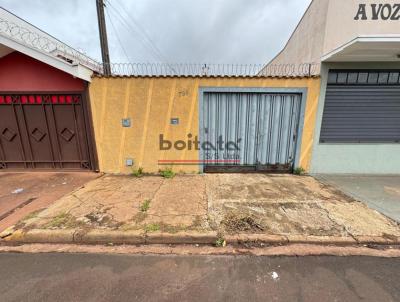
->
[0,0,311,64]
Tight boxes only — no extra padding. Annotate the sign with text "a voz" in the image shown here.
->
[354,3,400,20]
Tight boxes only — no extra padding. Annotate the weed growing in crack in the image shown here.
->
[140,199,151,212]
[159,167,175,179]
[44,212,85,229]
[22,210,42,221]
[160,223,187,234]
[131,167,144,178]
[293,167,306,175]
[145,223,161,232]
[215,237,226,247]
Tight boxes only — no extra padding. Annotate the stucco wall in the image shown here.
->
[324,0,400,55]
[89,77,321,174]
[0,52,86,91]
[269,0,329,66]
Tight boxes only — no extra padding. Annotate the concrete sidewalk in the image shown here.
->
[1,174,400,246]
[0,172,98,233]
[316,175,400,223]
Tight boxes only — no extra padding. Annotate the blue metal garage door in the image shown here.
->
[201,92,302,172]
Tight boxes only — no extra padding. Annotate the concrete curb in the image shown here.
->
[146,232,218,244]
[77,230,146,245]
[4,229,75,244]
[1,229,219,245]
[354,236,399,245]
[1,229,399,246]
[224,234,288,244]
[0,226,15,239]
[223,234,374,246]
[286,235,357,246]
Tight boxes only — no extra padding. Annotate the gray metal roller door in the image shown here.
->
[201,92,302,172]
[321,70,400,143]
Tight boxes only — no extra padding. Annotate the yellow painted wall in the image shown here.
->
[89,77,321,174]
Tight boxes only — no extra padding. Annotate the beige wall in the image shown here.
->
[89,77,321,174]
[270,0,400,67]
[324,0,400,54]
[270,0,329,66]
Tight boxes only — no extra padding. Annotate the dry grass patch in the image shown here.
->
[221,212,265,234]
[44,213,86,229]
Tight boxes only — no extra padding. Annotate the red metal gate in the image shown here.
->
[0,93,95,170]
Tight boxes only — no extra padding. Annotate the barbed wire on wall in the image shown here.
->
[0,17,319,78]
[101,62,320,77]
[0,17,102,72]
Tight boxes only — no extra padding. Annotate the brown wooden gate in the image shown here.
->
[0,93,96,170]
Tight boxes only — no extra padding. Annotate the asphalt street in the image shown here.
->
[0,253,399,302]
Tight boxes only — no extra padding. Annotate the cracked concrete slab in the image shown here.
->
[3,173,400,244]
[206,174,353,204]
[319,201,400,237]
[147,176,207,226]
[11,174,209,235]
[316,175,400,223]
[206,174,400,239]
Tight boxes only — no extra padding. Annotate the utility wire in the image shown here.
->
[104,0,160,61]
[106,0,176,72]
[107,8,160,62]
[111,0,170,64]
[105,7,131,62]
[106,1,166,63]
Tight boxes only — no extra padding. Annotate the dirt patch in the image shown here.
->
[221,212,265,233]
[215,202,345,236]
